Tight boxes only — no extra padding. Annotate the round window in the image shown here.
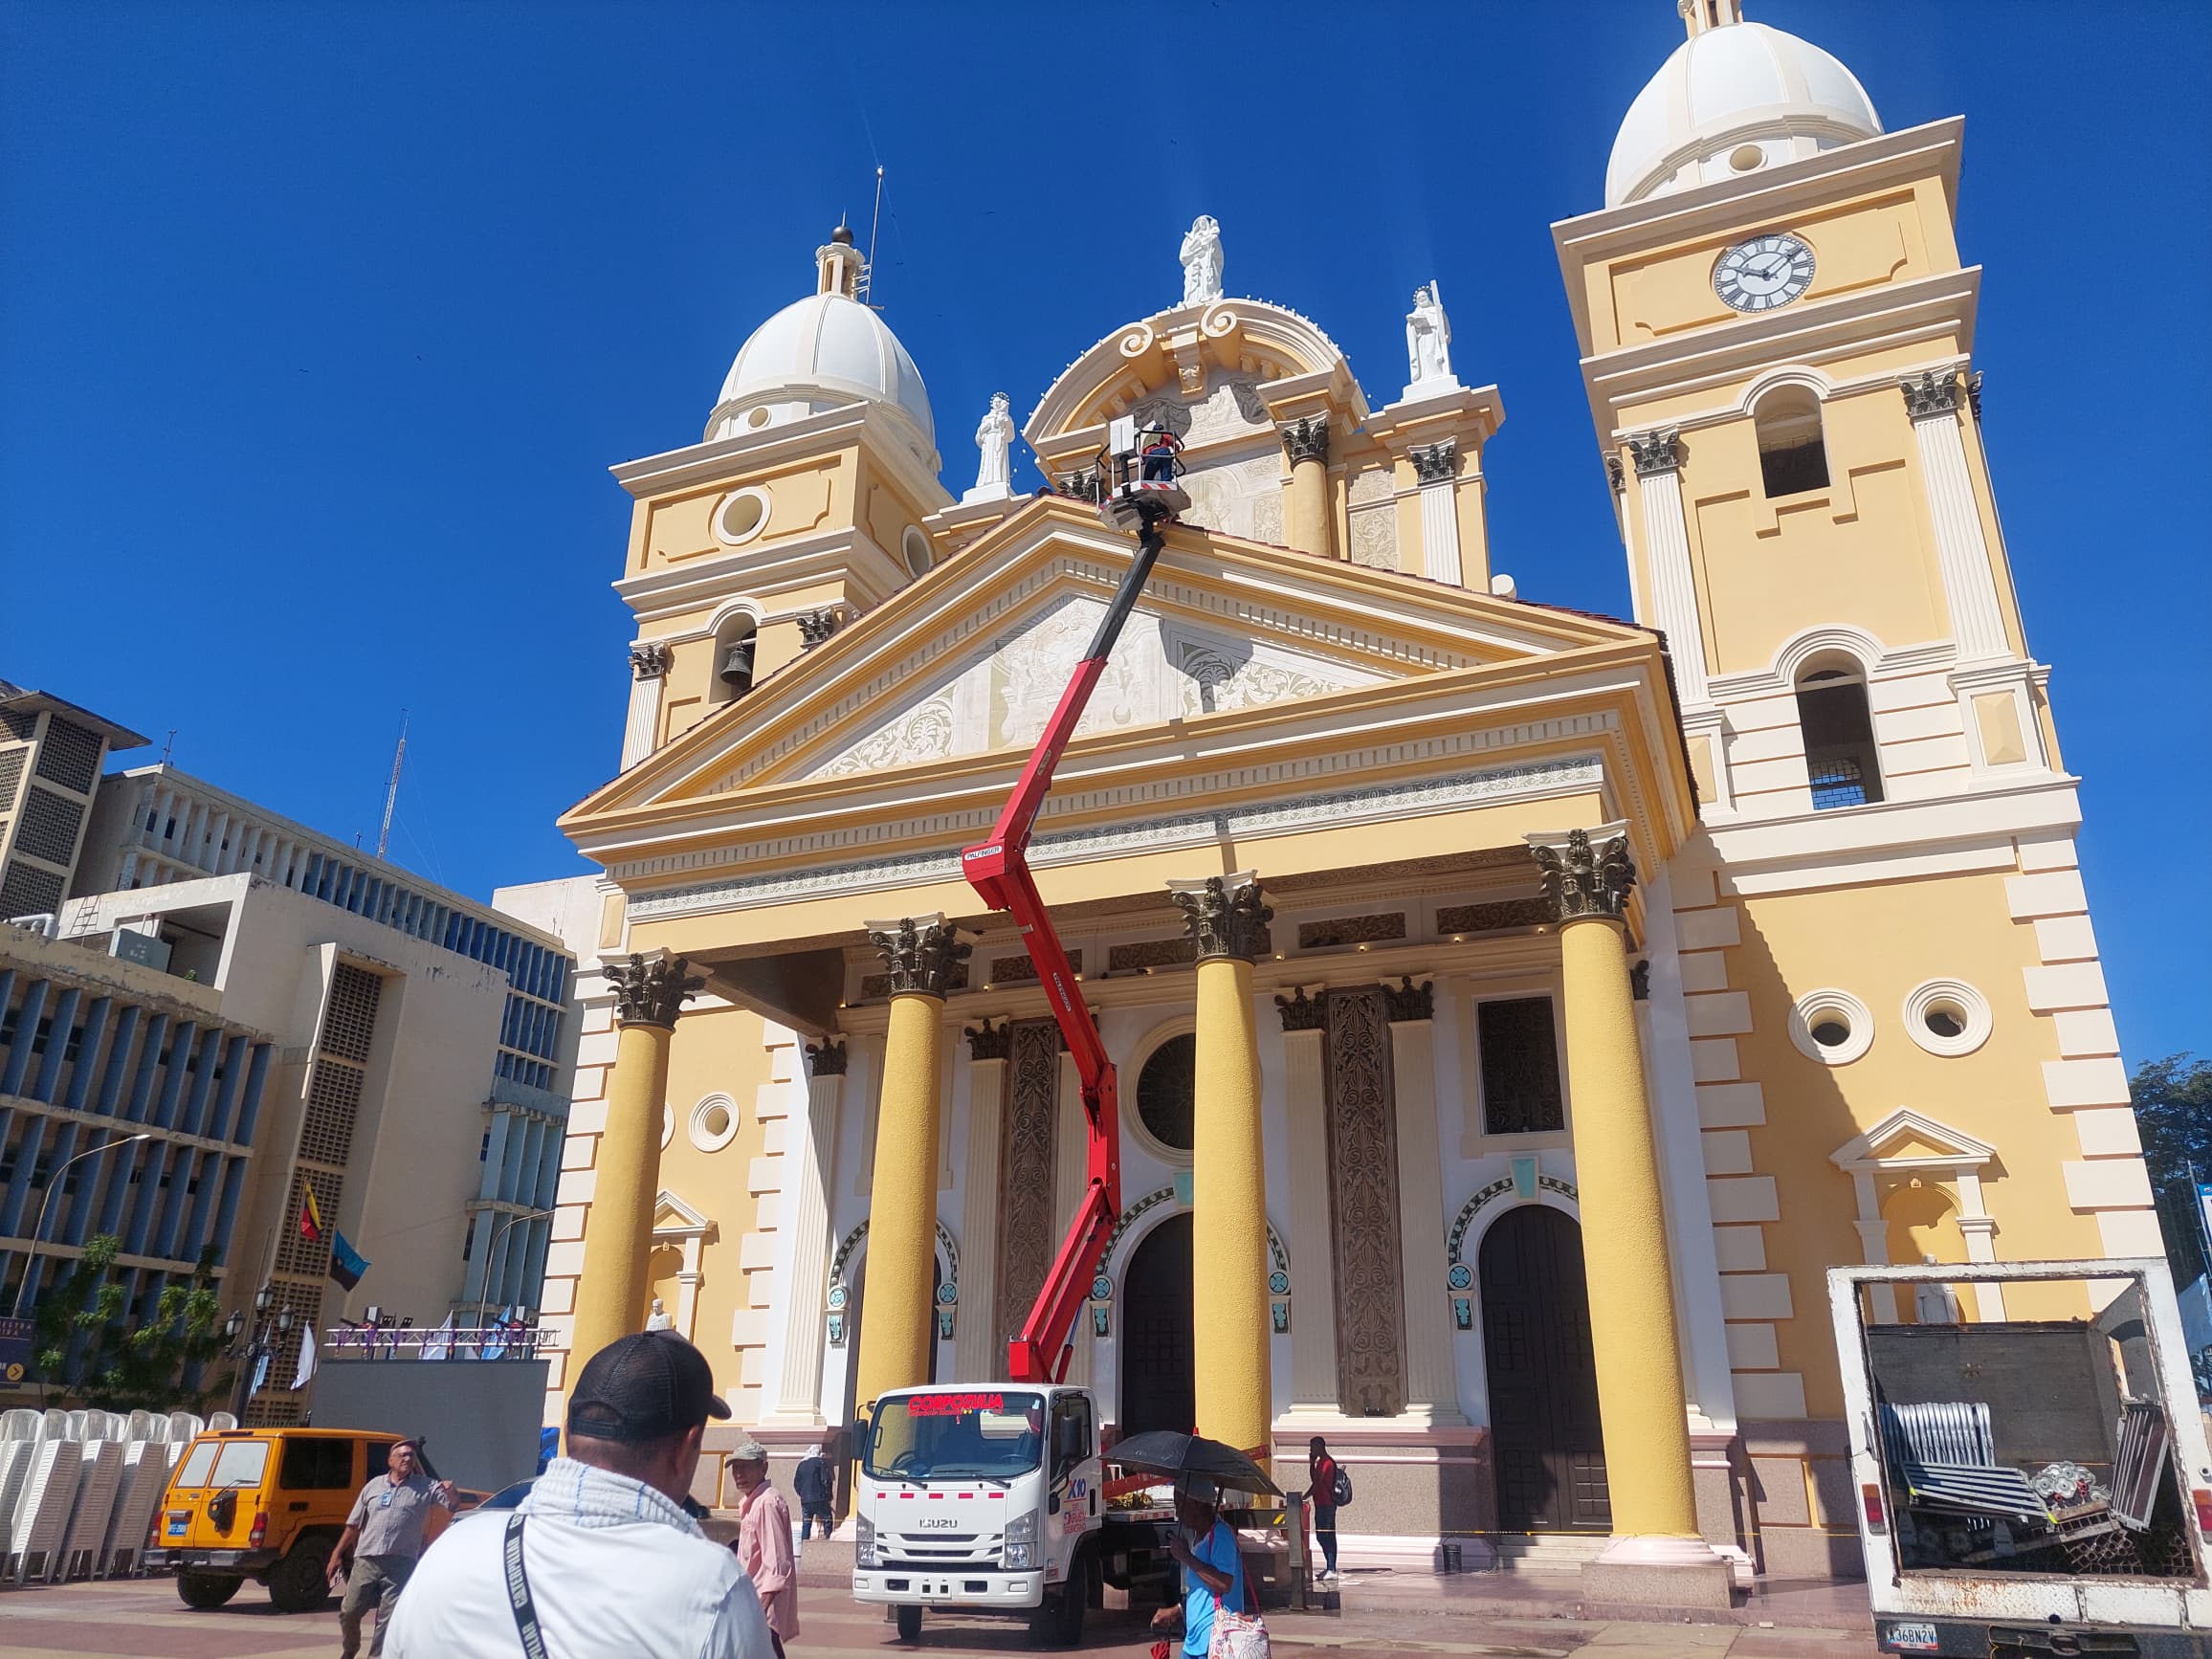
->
[1902,979,1992,1057]
[746,406,773,430]
[1729,143,1765,173]
[1790,988,1874,1065]
[902,525,933,578]
[715,489,771,546]
[1136,1033,1196,1153]
[689,1093,740,1153]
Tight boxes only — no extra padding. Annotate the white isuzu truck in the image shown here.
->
[1834,1257,2212,1656]
[850,1383,1177,1646]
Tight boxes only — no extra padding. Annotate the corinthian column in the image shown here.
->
[569,951,701,1370]
[1900,370,2011,664]
[1279,417,1334,560]
[1626,430,1708,706]
[767,1039,846,1423]
[852,916,969,1424]
[1170,873,1273,1463]
[1525,827,1729,1604]
[1409,440,1464,586]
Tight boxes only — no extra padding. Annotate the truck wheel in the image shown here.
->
[267,1536,335,1613]
[1030,1549,1091,1647]
[896,1604,922,1643]
[177,1571,242,1609]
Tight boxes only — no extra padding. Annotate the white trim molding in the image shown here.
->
[1829,1108,2002,1322]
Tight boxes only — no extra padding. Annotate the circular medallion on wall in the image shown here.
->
[714,487,773,546]
[688,1093,740,1153]
[1447,1262,1474,1293]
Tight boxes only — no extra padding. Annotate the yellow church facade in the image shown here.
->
[540,2,2155,1588]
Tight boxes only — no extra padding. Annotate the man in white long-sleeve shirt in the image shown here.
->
[386,1330,776,1659]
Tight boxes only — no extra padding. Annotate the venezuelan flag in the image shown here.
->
[299,1183,323,1242]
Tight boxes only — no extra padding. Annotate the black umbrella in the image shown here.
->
[1107,1430,1280,1496]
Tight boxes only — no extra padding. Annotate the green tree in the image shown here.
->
[31,1234,235,1412]
[2131,1052,2212,1288]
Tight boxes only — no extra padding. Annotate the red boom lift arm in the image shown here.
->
[961,486,1176,1382]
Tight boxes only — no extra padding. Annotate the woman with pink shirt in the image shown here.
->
[726,1440,799,1653]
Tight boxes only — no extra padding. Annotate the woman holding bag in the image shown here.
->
[1150,1476,1263,1659]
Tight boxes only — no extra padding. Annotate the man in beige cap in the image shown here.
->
[726,1437,798,1650]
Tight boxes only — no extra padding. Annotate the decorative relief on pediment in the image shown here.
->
[1180,451,1284,543]
[804,590,1379,779]
[1348,505,1398,569]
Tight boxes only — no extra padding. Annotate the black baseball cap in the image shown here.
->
[567,1331,731,1444]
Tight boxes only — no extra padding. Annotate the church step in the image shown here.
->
[1491,1533,1608,1572]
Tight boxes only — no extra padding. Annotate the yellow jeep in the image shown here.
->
[147,1427,468,1612]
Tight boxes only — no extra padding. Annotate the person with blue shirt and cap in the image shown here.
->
[1151,1475,1247,1659]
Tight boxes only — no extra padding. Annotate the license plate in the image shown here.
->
[166,1515,188,1537]
[1880,1622,1938,1653]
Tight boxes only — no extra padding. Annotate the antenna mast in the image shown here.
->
[375,710,409,861]
[861,166,886,307]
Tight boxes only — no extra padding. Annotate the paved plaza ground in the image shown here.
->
[0,1566,1887,1659]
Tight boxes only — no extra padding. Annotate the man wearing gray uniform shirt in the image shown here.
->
[329,1437,459,1658]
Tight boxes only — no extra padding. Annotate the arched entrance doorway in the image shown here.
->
[1479,1205,1610,1532]
[1119,1212,1194,1435]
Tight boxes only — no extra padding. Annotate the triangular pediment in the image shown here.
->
[1831,1108,1997,1171]
[571,498,1647,822]
[653,1189,712,1234]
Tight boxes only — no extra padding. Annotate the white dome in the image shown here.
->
[1605,18,1880,208]
[705,278,937,468]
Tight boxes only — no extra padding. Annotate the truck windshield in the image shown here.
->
[865,1390,1045,1481]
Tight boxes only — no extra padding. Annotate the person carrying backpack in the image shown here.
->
[1307,1437,1349,1582]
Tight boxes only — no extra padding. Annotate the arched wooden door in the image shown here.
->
[1479,1205,1610,1532]
[1119,1213,1195,1435]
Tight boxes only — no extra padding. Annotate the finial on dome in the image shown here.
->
[817,222,865,299]
[1679,0,1743,37]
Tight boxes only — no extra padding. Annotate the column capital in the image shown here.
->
[797,608,845,651]
[1278,414,1331,466]
[1382,975,1434,1023]
[1899,367,1966,420]
[864,914,971,1000]
[611,951,702,1029]
[629,642,672,680]
[1626,428,1682,477]
[1167,872,1272,963]
[805,1037,848,1076]
[1524,823,1638,924]
[964,1017,1011,1062]
[1408,438,1457,486]
[1273,984,1326,1032]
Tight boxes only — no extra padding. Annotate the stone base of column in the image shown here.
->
[1580,1535,1736,1609]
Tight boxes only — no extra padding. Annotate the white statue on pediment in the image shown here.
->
[965,391,1016,503]
[1181,216,1225,303]
[1405,280,1458,394]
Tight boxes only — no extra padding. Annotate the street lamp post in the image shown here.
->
[223,1284,297,1422]
[472,1207,554,1332]
[11,1132,156,1320]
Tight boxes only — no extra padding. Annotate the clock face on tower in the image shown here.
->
[1714,233,1816,313]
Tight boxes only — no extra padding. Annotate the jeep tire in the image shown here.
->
[177,1570,242,1609]
[896,1604,923,1643]
[267,1535,335,1613]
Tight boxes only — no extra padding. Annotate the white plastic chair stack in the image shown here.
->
[7,1427,80,1584]
[205,1411,237,1431]
[101,1416,169,1578]
[0,1411,42,1559]
[167,1410,205,1447]
[55,1434,123,1582]
[64,1410,89,1441]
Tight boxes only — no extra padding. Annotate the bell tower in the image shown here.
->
[1554,3,2054,822]
[609,227,950,772]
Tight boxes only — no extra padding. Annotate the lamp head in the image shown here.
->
[276,1307,296,1336]
[254,1285,273,1314]
[224,1310,245,1341]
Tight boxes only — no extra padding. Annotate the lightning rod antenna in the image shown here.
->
[864,166,886,308]
[375,710,409,861]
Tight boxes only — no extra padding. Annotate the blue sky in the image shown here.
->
[2,2,2205,1063]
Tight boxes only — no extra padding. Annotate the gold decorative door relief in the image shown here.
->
[1324,984,1407,1416]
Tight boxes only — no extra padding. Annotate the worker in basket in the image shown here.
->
[1140,424,1183,483]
